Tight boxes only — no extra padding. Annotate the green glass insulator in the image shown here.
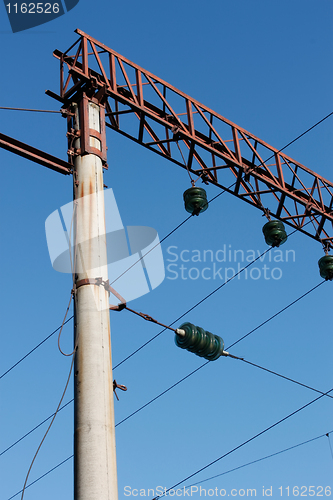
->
[175,322,197,350]
[175,322,224,361]
[318,255,333,281]
[262,220,288,247]
[192,326,213,357]
[183,187,208,215]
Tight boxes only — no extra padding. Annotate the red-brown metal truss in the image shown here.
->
[0,132,72,175]
[47,29,333,248]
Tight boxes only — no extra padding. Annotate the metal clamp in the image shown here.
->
[76,278,126,308]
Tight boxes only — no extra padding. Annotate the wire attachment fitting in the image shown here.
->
[113,380,127,401]
[262,207,271,221]
[76,278,126,309]
[117,305,182,335]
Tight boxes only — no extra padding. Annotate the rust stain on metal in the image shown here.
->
[78,172,84,198]
[89,179,93,246]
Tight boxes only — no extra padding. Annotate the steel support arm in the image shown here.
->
[49,29,333,247]
[0,132,72,175]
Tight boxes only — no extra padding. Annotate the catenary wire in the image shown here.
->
[0,211,311,380]
[6,455,73,500]
[0,316,74,381]
[227,280,325,349]
[114,215,315,369]
[0,106,61,113]
[20,286,74,500]
[0,399,73,458]
[57,293,75,356]
[1,362,206,459]
[4,112,331,494]
[114,353,333,429]
[114,362,208,427]
[2,105,325,380]
[1,83,331,500]
[20,347,76,500]
[113,246,271,369]
[264,111,333,162]
[152,387,333,499]
[5,265,327,493]
[327,434,333,463]
[108,185,232,289]
[0,186,230,381]
[1,177,78,379]
[113,199,316,368]
[4,305,330,459]
[233,356,333,400]
[111,279,327,437]
[188,430,333,488]
[109,108,333,289]
[6,400,332,500]
[5,276,323,458]
[2,259,324,458]
[20,195,79,500]
[114,308,333,424]
[6,373,332,499]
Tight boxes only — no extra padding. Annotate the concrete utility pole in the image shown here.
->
[71,93,118,500]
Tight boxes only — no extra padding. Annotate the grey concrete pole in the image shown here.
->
[72,97,118,500]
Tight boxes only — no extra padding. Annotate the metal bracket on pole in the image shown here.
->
[113,380,127,401]
[63,93,108,169]
[76,277,126,309]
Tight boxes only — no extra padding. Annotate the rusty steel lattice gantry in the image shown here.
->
[45,28,333,249]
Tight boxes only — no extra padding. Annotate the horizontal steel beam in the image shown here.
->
[0,132,72,175]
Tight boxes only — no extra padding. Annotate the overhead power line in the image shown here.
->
[0,399,73,458]
[115,354,333,429]
[109,183,234,289]
[266,111,333,162]
[114,211,319,369]
[234,357,333,399]
[6,454,73,500]
[227,280,325,349]
[109,109,333,295]
[1,107,331,135]
[108,106,333,292]
[153,388,333,499]
[188,430,333,488]
[2,106,326,382]
[114,247,271,369]
[0,185,231,383]
[3,278,326,459]
[0,316,73,381]
[20,289,76,500]
[113,278,325,432]
[4,110,331,494]
[0,107,61,113]
[6,404,333,500]
[1,219,317,383]
[3,349,329,459]
[327,434,333,463]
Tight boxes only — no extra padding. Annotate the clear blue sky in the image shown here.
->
[0,1,332,499]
